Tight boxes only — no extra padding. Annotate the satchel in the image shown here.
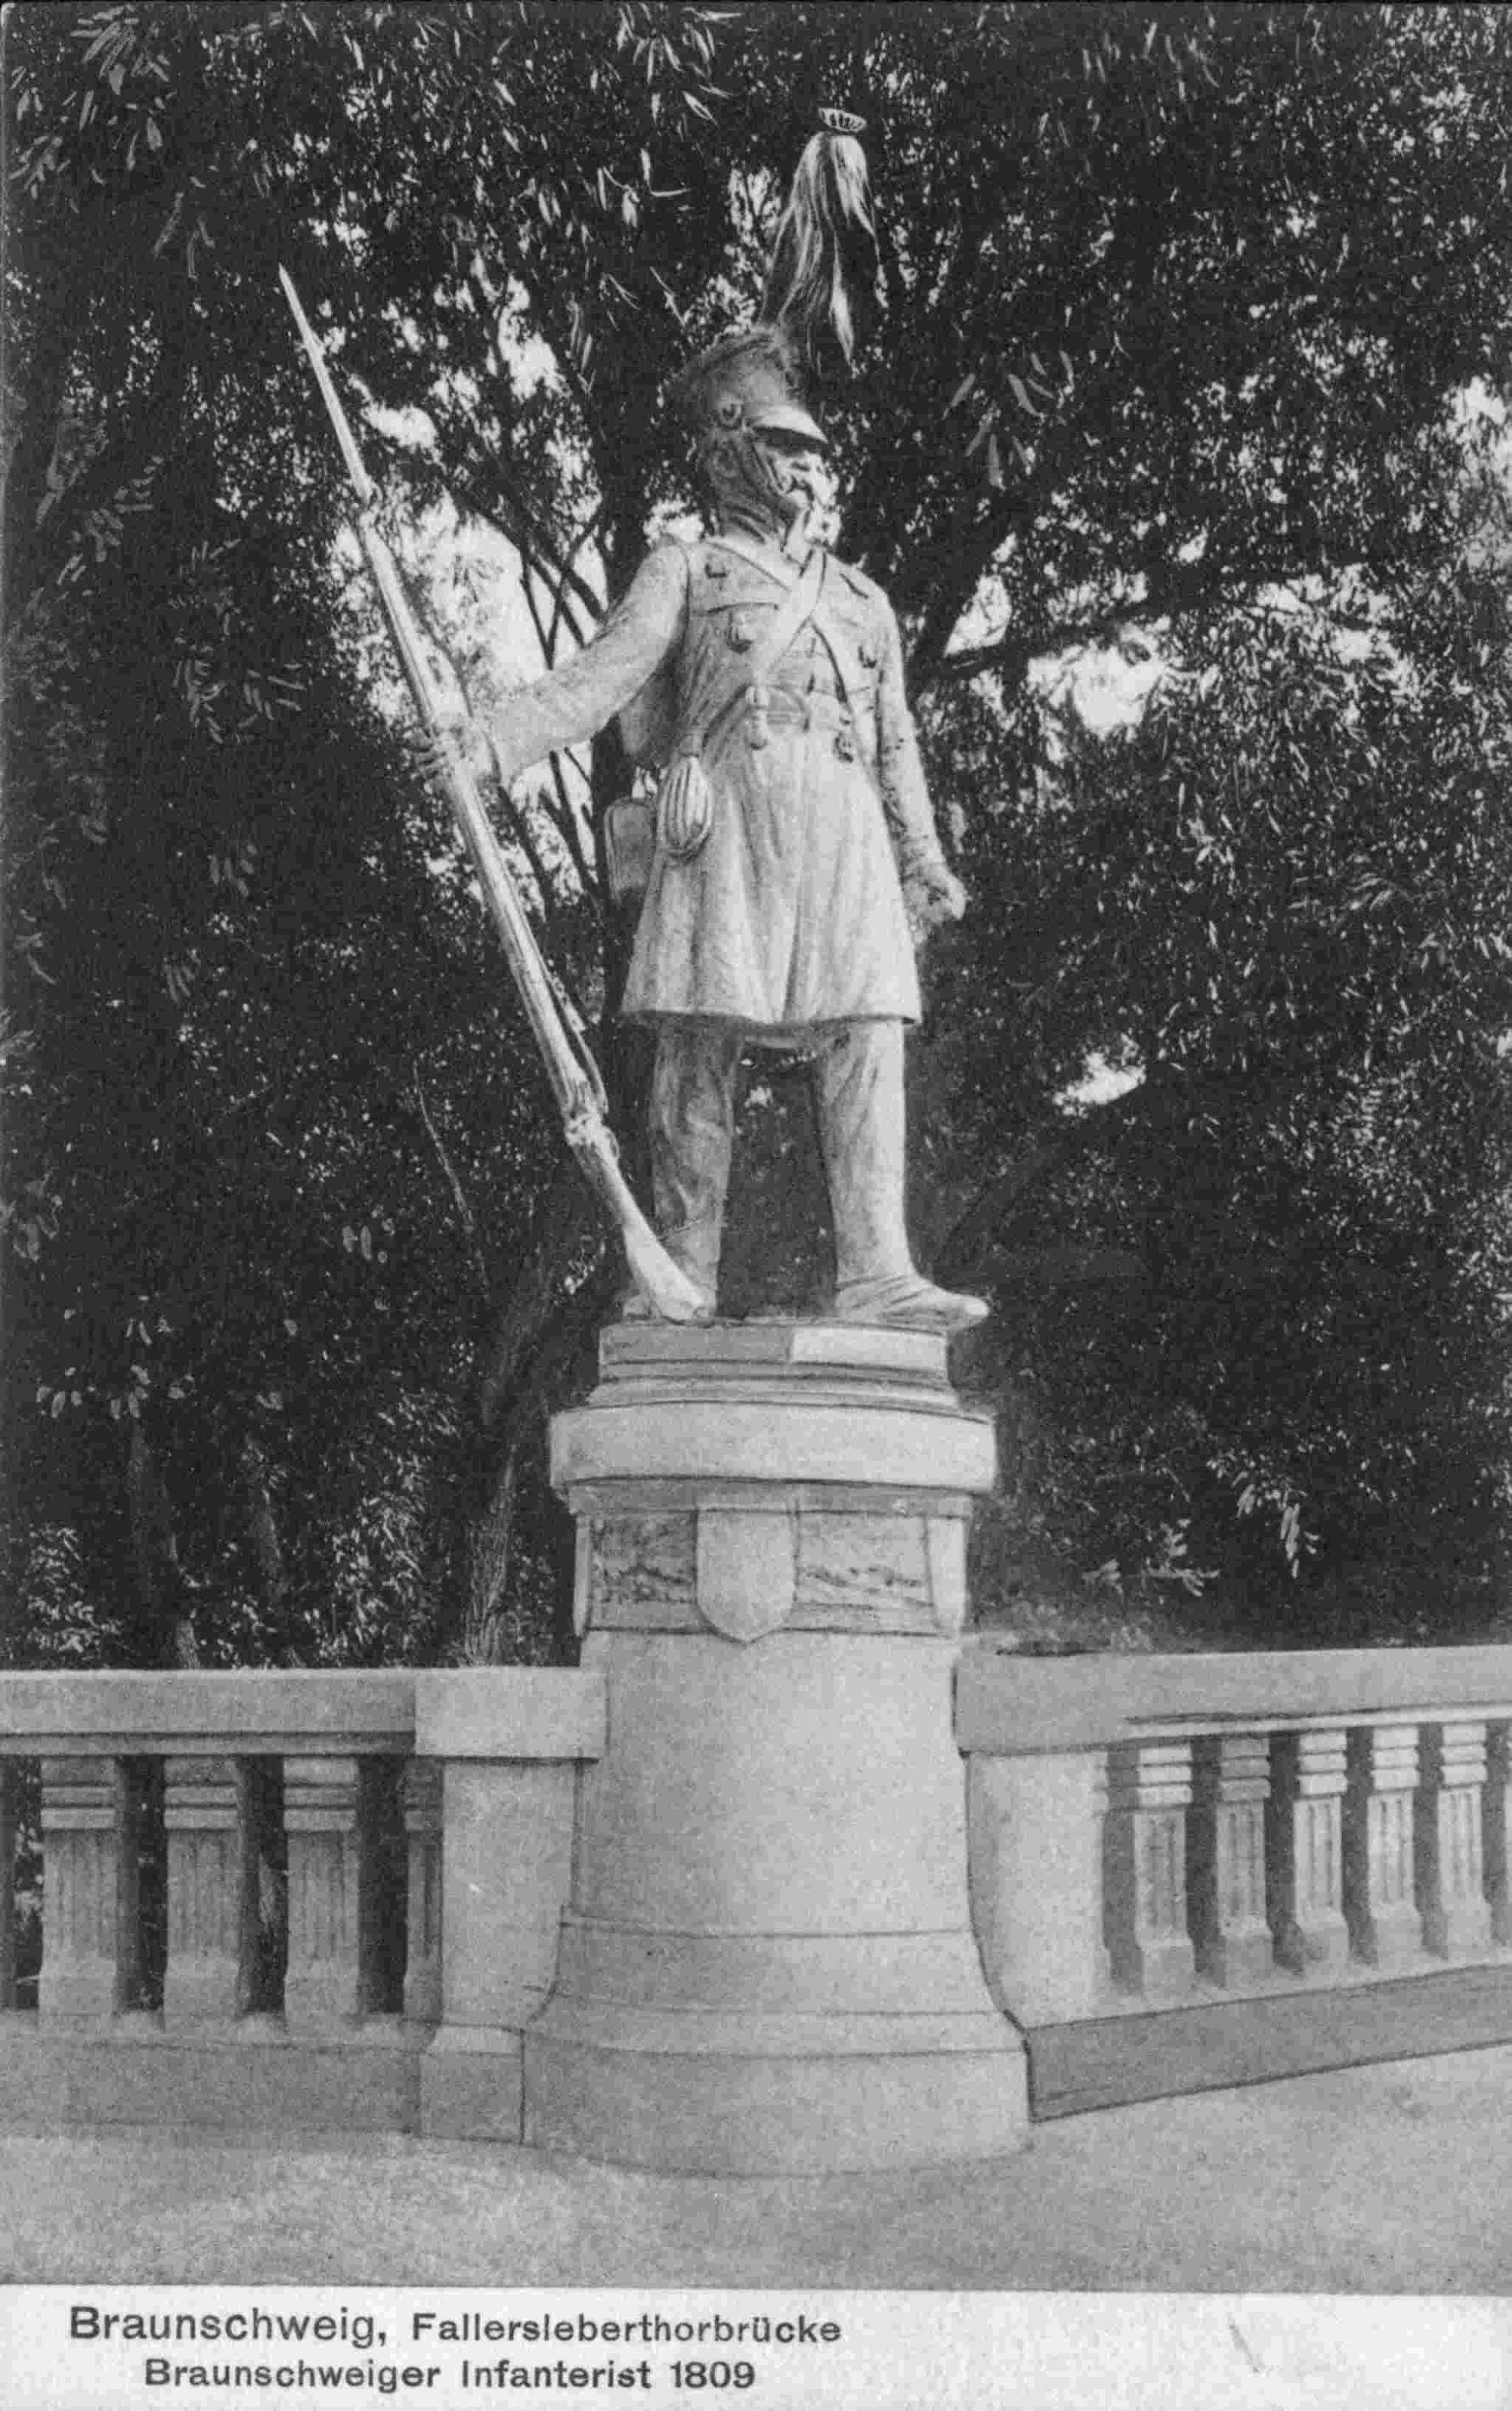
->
[605,795,656,906]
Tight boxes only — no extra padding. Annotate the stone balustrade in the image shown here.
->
[8,1641,1512,2147]
[957,1641,1512,2117]
[0,1668,603,2137]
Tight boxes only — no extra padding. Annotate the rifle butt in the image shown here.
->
[569,1130,709,1325]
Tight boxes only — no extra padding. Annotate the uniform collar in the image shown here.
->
[708,526,821,590]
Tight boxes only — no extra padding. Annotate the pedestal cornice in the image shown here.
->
[551,1319,996,1501]
[550,1321,996,1642]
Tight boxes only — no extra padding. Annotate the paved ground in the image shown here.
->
[3,2044,1512,2294]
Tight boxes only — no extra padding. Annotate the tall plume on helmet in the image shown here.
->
[665,105,879,494]
[759,108,881,376]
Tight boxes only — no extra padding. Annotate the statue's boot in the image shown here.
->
[815,1021,989,1334]
[621,1019,741,1322]
[832,1269,989,1334]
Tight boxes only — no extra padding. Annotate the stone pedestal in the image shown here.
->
[525,1322,1026,2174]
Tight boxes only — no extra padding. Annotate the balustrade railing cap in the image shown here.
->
[0,1669,416,1756]
[954,1641,1512,1758]
[414,1669,606,1760]
[0,1666,613,1761]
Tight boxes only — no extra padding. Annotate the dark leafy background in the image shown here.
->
[5,2,1511,1669]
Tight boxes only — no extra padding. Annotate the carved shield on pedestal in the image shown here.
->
[695,1506,798,1643]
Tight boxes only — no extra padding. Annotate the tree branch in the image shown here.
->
[935,609,1130,690]
[446,455,601,637]
[906,491,1033,696]
[519,543,595,666]
[125,1420,201,1669]
[493,775,596,1018]
[412,1071,491,1308]
[462,1251,620,1664]
[546,509,604,660]
[461,1452,515,1664]
[544,748,598,900]
[934,1076,1171,1284]
[516,566,600,900]
[477,1154,603,1430]
[928,550,1403,690]
[240,1433,289,1625]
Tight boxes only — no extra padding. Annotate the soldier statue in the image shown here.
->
[411,100,987,1333]
[429,323,986,1334]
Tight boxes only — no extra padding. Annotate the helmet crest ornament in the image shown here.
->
[671,107,882,474]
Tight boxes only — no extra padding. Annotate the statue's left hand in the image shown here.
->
[902,857,967,944]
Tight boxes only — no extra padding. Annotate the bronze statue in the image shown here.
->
[429,327,983,1333]
[423,119,987,1333]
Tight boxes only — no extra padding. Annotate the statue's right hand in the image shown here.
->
[901,854,968,945]
[405,710,497,791]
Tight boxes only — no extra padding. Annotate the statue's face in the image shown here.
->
[756,429,829,522]
[705,423,832,541]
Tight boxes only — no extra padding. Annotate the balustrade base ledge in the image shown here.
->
[420,2025,525,2142]
[1023,1960,1512,2120]
[0,2014,422,2134]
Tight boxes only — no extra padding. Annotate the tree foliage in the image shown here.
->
[4,2,1510,1667]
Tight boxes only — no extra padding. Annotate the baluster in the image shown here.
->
[0,1762,17,2010]
[403,1759,443,2027]
[1189,1734,1273,1987]
[1488,1723,1512,1948]
[1344,1724,1423,1969]
[38,1757,142,2023]
[1104,1740,1194,1998]
[1268,1728,1349,1975]
[163,1758,257,2026]
[1418,1723,1492,1960]
[283,1755,376,2032]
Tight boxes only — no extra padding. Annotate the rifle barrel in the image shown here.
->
[278,270,704,1322]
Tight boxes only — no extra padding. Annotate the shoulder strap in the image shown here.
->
[806,584,871,705]
[742,546,826,688]
[683,546,826,758]
[711,541,874,708]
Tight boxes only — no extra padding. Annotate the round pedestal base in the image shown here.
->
[533,1322,1024,2173]
[525,2008,1026,2176]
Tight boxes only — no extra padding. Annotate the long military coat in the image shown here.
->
[489,531,950,1032]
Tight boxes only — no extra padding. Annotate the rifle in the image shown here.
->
[278,268,705,1324]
